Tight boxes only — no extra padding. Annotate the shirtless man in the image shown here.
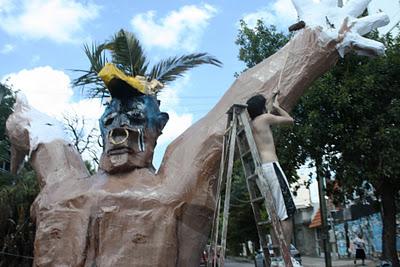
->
[246,94,296,247]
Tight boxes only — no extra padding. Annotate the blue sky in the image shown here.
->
[0,0,398,169]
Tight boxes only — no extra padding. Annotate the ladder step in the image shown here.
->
[257,220,271,226]
[237,127,245,136]
[246,174,258,180]
[240,149,251,158]
[250,196,265,203]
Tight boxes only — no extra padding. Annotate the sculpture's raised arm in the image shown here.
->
[6,95,89,188]
[159,0,389,195]
[163,3,389,263]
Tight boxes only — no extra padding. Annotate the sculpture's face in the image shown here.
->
[99,95,169,173]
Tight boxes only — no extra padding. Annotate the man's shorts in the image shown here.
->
[261,162,296,220]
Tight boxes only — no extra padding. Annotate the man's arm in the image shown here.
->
[265,98,294,126]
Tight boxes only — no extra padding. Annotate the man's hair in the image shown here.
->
[246,94,266,120]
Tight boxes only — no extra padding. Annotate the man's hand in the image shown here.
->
[291,0,390,57]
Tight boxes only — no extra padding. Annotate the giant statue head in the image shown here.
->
[98,64,169,173]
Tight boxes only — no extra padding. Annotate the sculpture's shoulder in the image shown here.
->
[35,168,184,210]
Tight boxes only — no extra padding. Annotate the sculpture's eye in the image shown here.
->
[104,113,117,126]
[127,110,144,119]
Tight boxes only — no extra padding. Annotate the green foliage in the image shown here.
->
[294,32,400,196]
[226,160,259,256]
[71,43,108,99]
[84,160,96,175]
[148,53,222,84]
[0,168,38,266]
[73,29,222,99]
[235,20,290,70]
[105,29,149,77]
[0,84,15,161]
[236,19,400,262]
[0,85,38,265]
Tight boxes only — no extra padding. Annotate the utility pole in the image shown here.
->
[316,157,332,267]
[0,85,5,105]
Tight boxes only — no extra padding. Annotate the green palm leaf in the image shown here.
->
[148,53,222,84]
[106,29,148,77]
[72,29,222,99]
[71,42,108,98]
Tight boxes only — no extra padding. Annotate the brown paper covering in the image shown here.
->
[10,28,340,266]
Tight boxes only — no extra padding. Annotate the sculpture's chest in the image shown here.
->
[34,184,184,266]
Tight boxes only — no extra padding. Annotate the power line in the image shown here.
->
[0,251,34,260]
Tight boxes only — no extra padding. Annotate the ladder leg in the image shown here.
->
[208,130,229,267]
[238,110,293,267]
[219,112,238,267]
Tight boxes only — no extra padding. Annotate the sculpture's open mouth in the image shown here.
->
[107,127,146,155]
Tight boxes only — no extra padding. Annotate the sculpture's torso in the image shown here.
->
[32,168,185,267]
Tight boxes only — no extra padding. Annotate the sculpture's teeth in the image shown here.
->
[137,128,145,152]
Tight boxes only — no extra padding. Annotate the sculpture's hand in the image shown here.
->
[291,0,390,57]
[6,94,68,174]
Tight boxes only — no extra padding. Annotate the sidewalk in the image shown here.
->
[302,256,378,267]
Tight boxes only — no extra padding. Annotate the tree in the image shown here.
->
[0,168,38,266]
[0,84,38,266]
[72,29,222,98]
[235,20,290,71]
[0,83,15,163]
[236,20,400,264]
[327,33,400,265]
[63,113,101,167]
[226,160,259,256]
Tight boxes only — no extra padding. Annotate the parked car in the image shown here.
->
[254,244,302,267]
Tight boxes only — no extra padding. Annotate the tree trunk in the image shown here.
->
[380,180,399,267]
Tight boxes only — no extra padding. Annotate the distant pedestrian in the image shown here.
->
[352,233,366,266]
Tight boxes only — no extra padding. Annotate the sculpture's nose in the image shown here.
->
[109,128,129,145]
[117,114,130,128]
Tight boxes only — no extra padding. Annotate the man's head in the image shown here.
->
[246,94,267,120]
[99,95,169,173]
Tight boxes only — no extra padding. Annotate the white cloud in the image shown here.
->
[153,75,194,167]
[157,74,190,110]
[241,0,297,30]
[2,65,104,123]
[0,43,14,54]
[131,4,217,51]
[156,75,193,146]
[157,111,193,146]
[0,0,100,43]
[3,66,73,116]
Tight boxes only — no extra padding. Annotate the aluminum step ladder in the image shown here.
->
[207,104,293,267]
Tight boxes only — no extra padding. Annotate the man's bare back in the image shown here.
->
[250,97,294,163]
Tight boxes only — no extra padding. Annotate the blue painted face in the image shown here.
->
[99,95,168,141]
[99,95,169,173]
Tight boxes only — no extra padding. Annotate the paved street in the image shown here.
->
[224,257,255,267]
[221,256,380,267]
